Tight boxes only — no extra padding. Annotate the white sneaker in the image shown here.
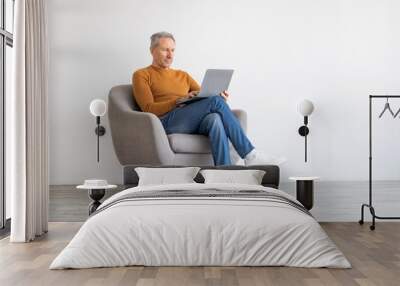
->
[244,149,287,166]
[230,149,242,165]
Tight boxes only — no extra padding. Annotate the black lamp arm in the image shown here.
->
[298,116,310,162]
[94,116,106,162]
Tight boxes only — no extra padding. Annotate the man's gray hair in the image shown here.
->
[150,31,175,50]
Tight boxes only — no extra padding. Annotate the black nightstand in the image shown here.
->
[77,182,117,215]
[289,177,319,210]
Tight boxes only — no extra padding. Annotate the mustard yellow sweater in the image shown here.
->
[132,65,200,116]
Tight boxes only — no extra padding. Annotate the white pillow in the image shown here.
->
[200,169,266,185]
[135,167,200,186]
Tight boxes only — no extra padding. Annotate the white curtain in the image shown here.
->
[8,0,49,242]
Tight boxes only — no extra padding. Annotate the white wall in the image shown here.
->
[48,0,400,185]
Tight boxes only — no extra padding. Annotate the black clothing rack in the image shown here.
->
[359,95,400,230]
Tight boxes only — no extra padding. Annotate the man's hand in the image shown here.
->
[220,90,229,101]
[176,91,200,106]
[188,90,199,97]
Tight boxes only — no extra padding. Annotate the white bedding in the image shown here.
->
[50,183,351,269]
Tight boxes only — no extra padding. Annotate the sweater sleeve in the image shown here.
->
[187,73,201,92]
[132,71,177,116]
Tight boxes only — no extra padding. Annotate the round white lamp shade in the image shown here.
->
[90,99,107,117]
[298,99,314,116]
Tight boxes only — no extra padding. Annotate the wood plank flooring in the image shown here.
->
[1,222,400,286]
[49,185,122,222]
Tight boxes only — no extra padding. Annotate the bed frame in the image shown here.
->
[123,165,280,189]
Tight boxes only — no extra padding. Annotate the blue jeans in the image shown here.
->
[160,95,254,165]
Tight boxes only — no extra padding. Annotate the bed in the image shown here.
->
[50,165,350,269]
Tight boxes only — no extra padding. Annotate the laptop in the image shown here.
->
[177,69,234,104]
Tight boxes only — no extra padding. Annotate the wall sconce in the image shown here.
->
[89,99,107,162]
[298,99,314,162]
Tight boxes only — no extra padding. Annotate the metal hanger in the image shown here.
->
[394,107,400,118]
[378,97,395,118]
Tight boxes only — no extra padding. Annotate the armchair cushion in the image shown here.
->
[167,134,211,154]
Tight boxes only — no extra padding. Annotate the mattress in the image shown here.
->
[50,183,351,269]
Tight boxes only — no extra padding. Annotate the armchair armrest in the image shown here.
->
[232,109,247,133]
[108,96,174,165]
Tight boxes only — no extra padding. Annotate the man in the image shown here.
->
[132,31,284,166]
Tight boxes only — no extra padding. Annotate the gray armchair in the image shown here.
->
[108,84,247,166]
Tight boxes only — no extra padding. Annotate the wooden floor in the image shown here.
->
[49,185,122,222]
[1,222,399,286]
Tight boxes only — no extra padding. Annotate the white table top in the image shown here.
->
[76,184,118,190]
[289,176,320,181]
